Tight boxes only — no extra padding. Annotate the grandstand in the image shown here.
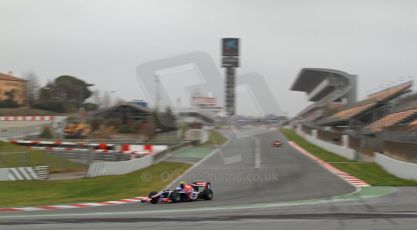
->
[366,108,417,133]
[318,81,413,130]
[290,68,357,124]
[290,69,417,166]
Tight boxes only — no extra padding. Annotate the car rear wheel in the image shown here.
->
[202,189,213,200]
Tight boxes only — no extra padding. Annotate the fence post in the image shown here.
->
[342,135,349,148]
[312,130,318,138]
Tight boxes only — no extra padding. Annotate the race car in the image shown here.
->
[146,181,213,204]
[272,140,283,147]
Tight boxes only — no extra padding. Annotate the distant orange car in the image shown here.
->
[272,141,283,147]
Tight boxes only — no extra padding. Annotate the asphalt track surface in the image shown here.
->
[1,127,417,230]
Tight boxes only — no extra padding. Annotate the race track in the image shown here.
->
[1,127,417,230]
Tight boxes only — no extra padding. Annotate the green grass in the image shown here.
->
[200,129,227,147]
[280,129,352,162]
[173,147,214,159]
[0,161,191,207]
[0,141,87,173]
[280,128,417,186]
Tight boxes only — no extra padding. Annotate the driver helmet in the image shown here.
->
[179,180,186,189]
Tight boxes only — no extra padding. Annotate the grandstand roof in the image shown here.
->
[320,81,413,125]
[366,108,417,132]
[384,123,417,132]
[290,68,354,93]
[410,119,417,125]
[366,81,413,102]
[324,102,377,123]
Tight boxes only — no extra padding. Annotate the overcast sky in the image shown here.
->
[1,0,417,116]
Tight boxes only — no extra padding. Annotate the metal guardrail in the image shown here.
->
[49,151,131,163]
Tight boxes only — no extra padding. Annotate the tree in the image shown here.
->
[54,75,92,107]
[35,75,93,113]
[24,71,40,107]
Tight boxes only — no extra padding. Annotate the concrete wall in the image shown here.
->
[0,168,9,181]
[303,133,356,160]
[375,153,417,181]
[0,166,48,181]
[86,141,193,177]
[87,155,153,177]
[0,116,67,139]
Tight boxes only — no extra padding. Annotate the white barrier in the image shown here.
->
[0,116,67,139]
[303,133,356,160]
[375,153,417,181]
[0,169,9,181]
[86,155,153,177]
[0,166,48,181]
[86,142,192,177]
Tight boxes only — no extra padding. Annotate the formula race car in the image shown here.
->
[272,140,283,147]
[146,181,213,204]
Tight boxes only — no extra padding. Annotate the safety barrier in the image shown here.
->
[296,126,356,160]
[375,153,417,181]
[0,166,49,181]
[86,141,192,177]
[86,156,154,177]
[2,139,191,178]
[0,116,55,121]
[8,139,169,156]
[0,116,68,139]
